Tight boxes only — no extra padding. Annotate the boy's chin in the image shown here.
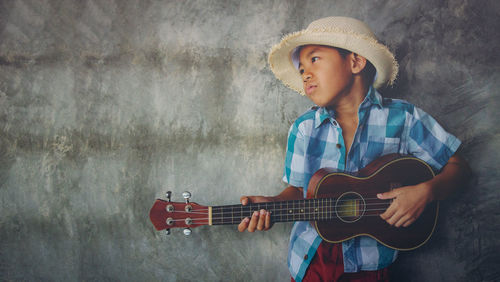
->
[312,100,333,108]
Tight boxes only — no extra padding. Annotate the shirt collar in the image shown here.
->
[313,86,383,128]
[362,86,383,109]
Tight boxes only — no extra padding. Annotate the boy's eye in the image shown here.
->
[311,57,319,63]
[299,69,304,75]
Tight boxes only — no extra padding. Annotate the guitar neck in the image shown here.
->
[210,198,337,226]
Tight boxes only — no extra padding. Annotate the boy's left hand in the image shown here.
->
[377,182,434,228]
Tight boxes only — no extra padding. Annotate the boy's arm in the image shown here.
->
[378,153,471,227]
[238,186,303,232]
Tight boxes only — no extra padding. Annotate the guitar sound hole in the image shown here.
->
[335,192,366,223]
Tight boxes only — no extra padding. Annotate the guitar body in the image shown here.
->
[307,154,437,250]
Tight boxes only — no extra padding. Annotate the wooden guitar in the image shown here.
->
[149,154,438,251]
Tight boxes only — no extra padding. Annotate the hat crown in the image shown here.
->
[307,17,375,39]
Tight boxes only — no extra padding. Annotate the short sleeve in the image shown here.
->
[406,106,461,172]
[282,122,306,188]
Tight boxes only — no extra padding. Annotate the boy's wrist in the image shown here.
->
[421,180,436,203]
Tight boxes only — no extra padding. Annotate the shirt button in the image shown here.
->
[304,254,308,260]
[336,144,341,149]
[332,121,338,126]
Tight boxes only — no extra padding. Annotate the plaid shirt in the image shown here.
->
[283,87,461,281]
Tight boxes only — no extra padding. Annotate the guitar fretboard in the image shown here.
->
[211,198,338,225]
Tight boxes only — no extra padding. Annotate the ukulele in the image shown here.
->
[149,154,438,251]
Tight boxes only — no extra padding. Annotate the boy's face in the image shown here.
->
[298,45,353,108]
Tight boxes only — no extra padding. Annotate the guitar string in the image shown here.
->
[166,205,392,224]
[172,197,391,208]
[164,199,393,225]
[168,212,390,224]
[168,200,392,214]
[166,203,391,216]
[171,198,392,211]
[209,207,391,217]
[164,197,390,208]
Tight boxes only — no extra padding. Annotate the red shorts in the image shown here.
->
[292,241,390,282]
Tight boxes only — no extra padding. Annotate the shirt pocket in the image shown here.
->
[363,137,401,166]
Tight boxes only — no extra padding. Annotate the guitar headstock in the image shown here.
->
[149,191,209,235]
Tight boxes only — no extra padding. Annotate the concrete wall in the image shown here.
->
[1,0,499,281]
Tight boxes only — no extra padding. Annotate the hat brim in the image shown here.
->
[268,28,398,95]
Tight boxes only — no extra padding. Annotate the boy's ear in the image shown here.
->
[350,53,367,75]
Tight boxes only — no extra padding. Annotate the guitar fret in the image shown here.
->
[317,198,320,220]
[324,198,326,220]
[327,198,330,220]
[325,199,330,220]
[294,200,297,221]
[298,200,301,221]
[315,199,317,220]
[330,198,334,220]
[324,199,330,220]
[321,198,323,220]
[296,200,299,221]
[298,200,304,221]
[297,200,304,221]
[286,200,289,222]
[318,198,321,220]
[312,199,315,221]
[299,200,304,221]
[213,206,218,225]
[214,206,218,225]
[299,200,302,221]
[293,200,295,221]
[303,199,306,221]
[325,198,327,220]
[304,198,311,220]
[315,199,318,221]
[273,202,276,221]
[319,198,322,220]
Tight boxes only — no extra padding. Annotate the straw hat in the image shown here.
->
[268,17,398,95]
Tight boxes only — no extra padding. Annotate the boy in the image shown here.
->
[237,17,469,281]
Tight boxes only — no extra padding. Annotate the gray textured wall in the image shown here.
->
[1,0,499,281]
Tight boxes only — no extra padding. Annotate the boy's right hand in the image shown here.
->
[237,196,275,232]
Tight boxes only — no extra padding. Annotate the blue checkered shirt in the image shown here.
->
[283,87,461,281]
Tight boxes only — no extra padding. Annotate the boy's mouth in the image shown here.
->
[305,84,317,95]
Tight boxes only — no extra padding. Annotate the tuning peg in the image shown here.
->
[182,191,191,203]
[165,191,172,202]
[165,229,171,235]
[183,228,192,236]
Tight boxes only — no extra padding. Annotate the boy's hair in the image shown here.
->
[335,47,377,86]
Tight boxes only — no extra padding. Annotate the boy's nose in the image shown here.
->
[302,72,312,82]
